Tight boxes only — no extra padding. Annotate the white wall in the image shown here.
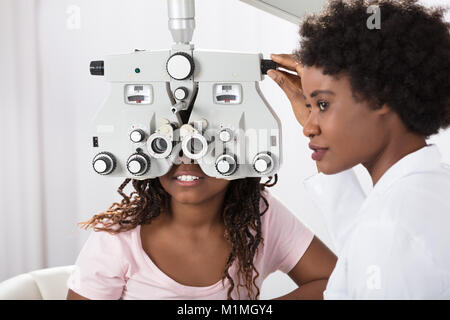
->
[1,0,449,299]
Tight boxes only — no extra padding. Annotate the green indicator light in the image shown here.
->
[135,68,141,73]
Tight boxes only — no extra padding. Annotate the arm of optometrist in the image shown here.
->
[66,289,90,300]
[272,236,337,300]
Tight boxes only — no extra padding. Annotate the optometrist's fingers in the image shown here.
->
[267,69,310,127]
[278,70,303,90]
[267,69,304,103]
[270,54,303,74]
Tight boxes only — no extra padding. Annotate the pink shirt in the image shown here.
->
[67,190,314,299]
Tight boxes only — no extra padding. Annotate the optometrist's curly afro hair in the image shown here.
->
[295,0,450,138]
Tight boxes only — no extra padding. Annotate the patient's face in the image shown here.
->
[159,163,230,205]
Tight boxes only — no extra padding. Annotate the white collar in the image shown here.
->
[372,144,442,195]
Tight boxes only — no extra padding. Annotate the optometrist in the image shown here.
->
[267,0,450,299]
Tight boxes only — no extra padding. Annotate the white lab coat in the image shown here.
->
[303,144,450,299]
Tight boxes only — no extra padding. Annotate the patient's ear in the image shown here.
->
[375,103,392,116]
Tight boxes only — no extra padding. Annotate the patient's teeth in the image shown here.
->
[177,175,200,182]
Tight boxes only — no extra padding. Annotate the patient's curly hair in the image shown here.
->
[295,0,450,138]
[78,174,278,300]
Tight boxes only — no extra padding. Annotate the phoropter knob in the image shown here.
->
[215,154,238,176]
[90,60,104,76]
[126,153,151,176]
[218,128,233,143]
[92,152,116,175]
[130,129,146,143]
[252,152,274,174]
[166,52,195,80]
[260,59,279,75]
[174,87,189,100]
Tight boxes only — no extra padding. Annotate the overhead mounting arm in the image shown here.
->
[238,0,328,24]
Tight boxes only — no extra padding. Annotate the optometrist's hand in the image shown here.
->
[267,54,310,127]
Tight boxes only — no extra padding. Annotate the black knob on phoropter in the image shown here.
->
[90,60,104,76]
[92,152,116,175]
[260,59,279,75]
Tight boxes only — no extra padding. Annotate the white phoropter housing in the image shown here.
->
[90,0,327,180]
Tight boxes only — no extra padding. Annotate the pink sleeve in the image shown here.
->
[66,230,127,300]
[261,192,315,275]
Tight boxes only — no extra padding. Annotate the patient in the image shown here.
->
[66,157,336,300]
